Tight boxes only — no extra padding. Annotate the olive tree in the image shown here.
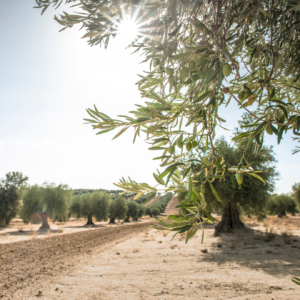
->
[0,172,28,226]
[266,194,298,218]
[69,192,110,225]
[292,183,300,209]
[145,206,153,218]
[20,183,72,229]
[108,195,128,223]
[124,201,138,222]
[135,204,146,221]
[35,0,300,242]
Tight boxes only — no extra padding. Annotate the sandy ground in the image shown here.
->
[1,198,300,299]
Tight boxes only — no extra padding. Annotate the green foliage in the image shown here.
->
[137,204,146,219]
[44,183,73,222]
[292,183,300,208]
[144,193,172,217]
[151,207,160,217]
[73,189,122,196]
[109,195,128,222]
[195,133,277,219]
[135,192,157,204]
[266,194,298,217]
[145,206,153,217]
[20,185,44,224]
[125,201,139,221]
[0,172,28,225]
[36,0,300,239]
[70,192,110,223]
[20,183,72,224]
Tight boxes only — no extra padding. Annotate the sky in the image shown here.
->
[0,1,297,193]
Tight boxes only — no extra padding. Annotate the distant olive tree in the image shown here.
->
[20,183,72,229]
[145,207,153,218]
[109,195,128,224]
[266,194,298,218]
[124,201,138,222]
[0,172,28,226]
[69,192,110,225]
[292,183,300,209]
[135,204,146,221]
[151,207,161,217]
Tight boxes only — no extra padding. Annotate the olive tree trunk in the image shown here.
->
[85,215,95,226]
[124,218,130,223]
[277,211,287,218]
[39,212,50,230]
[215,203,244,234]
[108,217,116,224]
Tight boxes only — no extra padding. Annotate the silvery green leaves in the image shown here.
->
[37,0,300,241]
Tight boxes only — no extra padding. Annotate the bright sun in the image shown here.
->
[118,18,138,42]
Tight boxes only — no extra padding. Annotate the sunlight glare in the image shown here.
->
[118,18,138,43]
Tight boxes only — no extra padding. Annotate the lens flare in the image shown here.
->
[118,18,138,42]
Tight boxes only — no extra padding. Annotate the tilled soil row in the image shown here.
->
[0,222,151,299]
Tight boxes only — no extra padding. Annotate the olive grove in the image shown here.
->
[35,0,300,241]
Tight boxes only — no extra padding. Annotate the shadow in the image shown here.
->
[0,229,62,237]
[198,226,300,277]
[62,224,106,229]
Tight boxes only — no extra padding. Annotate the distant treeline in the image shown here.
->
[73,189,123,196]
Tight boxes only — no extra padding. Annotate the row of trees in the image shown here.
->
[73,189,123,196]
[145,193,173,217]
[265,183,300,218]
[70,192,173,224]
[0,172,172,229]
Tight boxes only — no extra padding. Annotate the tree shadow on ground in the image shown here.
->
[199,224,300,277]
[61,224,106,229]
[0,229,64,237]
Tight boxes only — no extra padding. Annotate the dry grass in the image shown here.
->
[265,227,276,240]
[28,230,38,238]
[263,218,276,228]
[57,229,64,234]
[280,228,293,244]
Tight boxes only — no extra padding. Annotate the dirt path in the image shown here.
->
[0,221,152,299]
[6,223,300,300]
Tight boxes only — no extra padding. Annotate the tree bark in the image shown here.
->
[108,217,116,224]
[39,212,50,230]
[215,203,244,234]
[85,215,95,226]
[278,212,287,218]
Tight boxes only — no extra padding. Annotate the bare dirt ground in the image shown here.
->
[0,217,150,245]
[1,200,300,300]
